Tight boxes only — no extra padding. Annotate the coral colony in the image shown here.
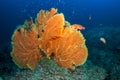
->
[11,8,88,70]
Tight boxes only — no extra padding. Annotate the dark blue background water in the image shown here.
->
[0,0,120,46]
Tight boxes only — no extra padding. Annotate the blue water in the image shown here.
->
[0,0,120,80]
[0,0,120,45]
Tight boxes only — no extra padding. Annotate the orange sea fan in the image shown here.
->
[11,23,42,70]
[54,26,88,70]
[36,8,88,70]
[36,8,58,37]
[36,8,64,58]
[11,8,88,70]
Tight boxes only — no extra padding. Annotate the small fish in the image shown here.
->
[100,37,106,44]
[72,24,85,30]
[99,24,103,26]
[89,15,92,20]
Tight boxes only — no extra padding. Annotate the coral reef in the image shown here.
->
[11,8,88,70]
[1,20,120,80]
[84,27,120,80]
[2,59,106,80]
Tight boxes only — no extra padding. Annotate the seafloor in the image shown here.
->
[0,27,120,80]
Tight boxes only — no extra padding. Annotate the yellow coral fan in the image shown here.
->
[54,26,88,70]
[11,23,42,70]
[36,8,64,58]
[36,8,58,37]
[36,8,88,70]
[40,14,65,58]
[11,8,88,70]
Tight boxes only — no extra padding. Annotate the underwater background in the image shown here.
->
[0,0,120,80]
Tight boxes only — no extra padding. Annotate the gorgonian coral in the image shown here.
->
[11,23,42,70]
[11,8,88,70]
